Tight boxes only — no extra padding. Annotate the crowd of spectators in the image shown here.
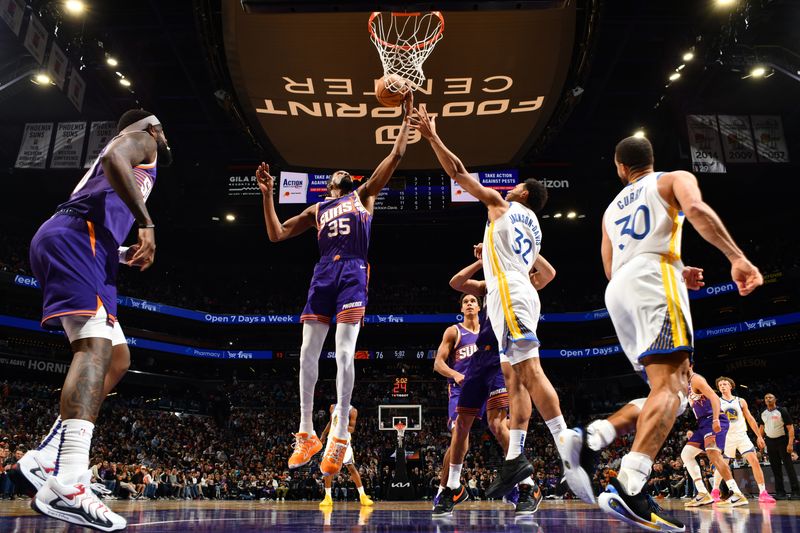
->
[2,373,797,503]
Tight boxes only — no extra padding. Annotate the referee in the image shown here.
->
[760,393,799,499]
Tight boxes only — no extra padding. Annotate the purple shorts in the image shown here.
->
[448,385,486,431]
[688,416,730,451]
[301,257,368,324]
[457,314,508,419]
[29,214,118,329]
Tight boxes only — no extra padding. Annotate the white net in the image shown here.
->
[368,11,444,91]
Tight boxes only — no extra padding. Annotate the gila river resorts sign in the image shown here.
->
[223,2,576,170]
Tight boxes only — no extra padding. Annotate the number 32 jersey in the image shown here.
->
[482,201,542,291]
[604,172,685,276]
[315,191,372,261]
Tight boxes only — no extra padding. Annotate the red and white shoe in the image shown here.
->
[32,472,126,532]
[710,488,721,502]
[10,449,55,496]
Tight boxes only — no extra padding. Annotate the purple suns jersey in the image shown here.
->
[57,137,157,246]
[689,376,727,422]
[315,192,371,261]
[448,323,479,387]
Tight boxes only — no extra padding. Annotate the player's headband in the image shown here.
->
[121,115,161,134]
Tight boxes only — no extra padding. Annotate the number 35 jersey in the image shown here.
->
[603,172,684,276]
[315,191,372,261]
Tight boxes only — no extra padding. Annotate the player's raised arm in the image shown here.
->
[433,326,464,385]
[358,92,413,208]
[256,162,317,242]
[531,254,556,290]
[409,107,505,211]
[449,259,486,297]
[667,170,763,295]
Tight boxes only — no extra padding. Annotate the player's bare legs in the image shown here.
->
[103,344,131,397]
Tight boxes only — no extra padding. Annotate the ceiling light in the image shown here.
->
[677,64,686,71]
[553,212,562,219]
[34,73,51,85]
[716,0,735,5]
[683,52,694,62]
[106,57,118,67]
[669,72,681,81]
[119,79,131,87]
[567,212,577,219]
[750,66,766,78]
[225,214,236,222]
[64,0,84,14]
[633,130,645,138]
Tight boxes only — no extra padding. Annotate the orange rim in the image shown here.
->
[368,11,444,52]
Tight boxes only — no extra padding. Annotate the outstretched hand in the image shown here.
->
[473,243,483,260]
[408,107,437,140]
[256,162,274,196]
[730,257,763,296]
[402,89,414,117]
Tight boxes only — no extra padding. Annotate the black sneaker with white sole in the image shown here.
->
[432,485,469,517]
[598,477,685,532]
[486,455,535,500]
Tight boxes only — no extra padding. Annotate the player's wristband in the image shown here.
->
[138,223,155,229]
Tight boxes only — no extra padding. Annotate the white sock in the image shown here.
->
[298,321,328,434]
[587,419,617,451]
[357,486,365,496]
[726,478,741,494]
[37,415,63,460]
[447,464,463,490]
[519,477,535,487]
[54,419,94,484]
[506,429,526,460]
[333,323,359,439]
[713,469,723,489]
[618,451,653,496]
[758,483,766,493]
[436,485,445,497]
[325,487,332,497]
[545,415,566,438]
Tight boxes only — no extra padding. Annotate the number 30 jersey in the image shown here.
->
[604,172,685,276]
[482,201,542,292]
[315,191,372,261]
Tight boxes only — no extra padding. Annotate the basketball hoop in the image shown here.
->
[368,11,444,91]
[394,421,406,439]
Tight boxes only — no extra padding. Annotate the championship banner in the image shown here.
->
[277,171,309,203]
[50,122,86,168]
[67,68,86,112]
[15,122,53,169]
[0,0,24,36]
[23,11,47,65]
[751,115,790,163]
[83,121,117,168]
[451,169,519,202]
[686,115,726,173]
[717,115,755,164]
[46,41,68,89]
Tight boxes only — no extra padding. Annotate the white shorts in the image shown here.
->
[486,271,541,366]
[724,431,756,459]
[605,254,694,376]
[61,305,127,346]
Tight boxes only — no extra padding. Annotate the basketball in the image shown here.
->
[374,74,409,107]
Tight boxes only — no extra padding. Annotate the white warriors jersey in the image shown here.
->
[603,172,685,276]
[482,201,542,290]
[721,396,748,434]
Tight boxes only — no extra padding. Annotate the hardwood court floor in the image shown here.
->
[1,497,798,532]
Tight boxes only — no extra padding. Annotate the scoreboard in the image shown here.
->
[277,169,520,211]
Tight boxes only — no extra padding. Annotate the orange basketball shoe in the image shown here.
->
[288,432,322,469]
[320,437,348,476]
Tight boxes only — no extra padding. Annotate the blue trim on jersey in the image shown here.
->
[637,345,694,361]
[509,333,540,344]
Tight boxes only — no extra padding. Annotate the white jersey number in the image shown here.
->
[327,218,351,238]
